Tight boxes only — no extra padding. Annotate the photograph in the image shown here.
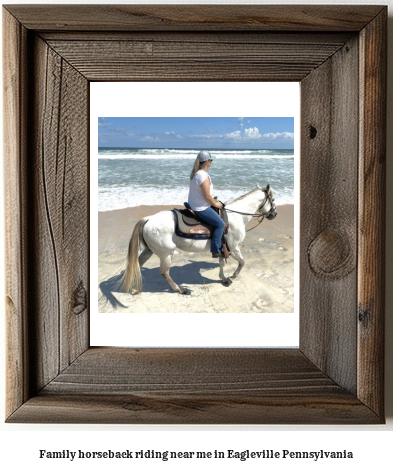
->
[96,117,295,315]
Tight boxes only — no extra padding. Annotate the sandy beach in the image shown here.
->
[98,204,294,313]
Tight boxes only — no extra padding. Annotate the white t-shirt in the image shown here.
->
[188,170,213,211]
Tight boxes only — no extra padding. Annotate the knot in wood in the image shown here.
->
[73,281,87,315]
[308,228,355,279]
[309,125,317,139]
[358,307,370,326]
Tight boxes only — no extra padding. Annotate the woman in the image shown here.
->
[188,151,225,258]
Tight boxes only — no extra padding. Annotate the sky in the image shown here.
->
[98,117,294,149]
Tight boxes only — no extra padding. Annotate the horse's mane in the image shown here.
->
[227,186,264,205]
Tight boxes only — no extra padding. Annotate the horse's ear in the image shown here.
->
[266,184,270,191]
[256,183,262,190]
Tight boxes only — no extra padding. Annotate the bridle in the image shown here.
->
[223,189,276,232]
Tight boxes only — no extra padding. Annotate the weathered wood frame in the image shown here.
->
[3,5,386,424]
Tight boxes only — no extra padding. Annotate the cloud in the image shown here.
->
[189,134,217,140]
[165,131,182,139]
[222,127,294,143]
[238,117,244,129]
[225,130,241,139]
[244,127,261,139]
[141,135,160,142]
[282,132,295,140]
[98,117,108,127]
[182,127,294,146]
[262,132,294,140]
[113,127,129,135]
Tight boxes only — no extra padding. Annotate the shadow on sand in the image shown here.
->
[99,260,220,309]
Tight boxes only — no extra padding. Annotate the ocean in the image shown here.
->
[98,148,294,212]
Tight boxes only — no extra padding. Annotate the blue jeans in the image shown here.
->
[193,207,225,254]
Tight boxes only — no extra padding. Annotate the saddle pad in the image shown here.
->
[172,209,230,241]
[172,209,213,239]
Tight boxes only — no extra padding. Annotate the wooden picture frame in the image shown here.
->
[3,5,386,424]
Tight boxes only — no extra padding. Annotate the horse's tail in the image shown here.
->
[122,217,149,294]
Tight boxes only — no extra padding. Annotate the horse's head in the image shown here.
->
[257,183,277,220]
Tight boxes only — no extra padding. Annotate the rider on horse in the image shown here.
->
[188,151,226,258]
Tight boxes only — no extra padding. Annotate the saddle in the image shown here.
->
[172,203,230,257]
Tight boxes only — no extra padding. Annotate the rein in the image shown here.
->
[224,207,266,232]
[246,217,266,232]
[223,193,273,232]
[224,208,267,218]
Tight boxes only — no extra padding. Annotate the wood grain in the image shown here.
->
[9,392,378,425]
[3,4,386,424]
[40,31,354,44]
[7,348,379,424]
[3,5,384,32]
[29,36,90,389]
[46,38,348,82]
[45,348,338,392]
[300,36,359,394]
[358,9,387,417]
[3,8,30,418]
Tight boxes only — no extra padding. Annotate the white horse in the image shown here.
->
[122,184,277,295]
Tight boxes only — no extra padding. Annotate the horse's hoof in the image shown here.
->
[179,287,191,295]
[223,278,233,287]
